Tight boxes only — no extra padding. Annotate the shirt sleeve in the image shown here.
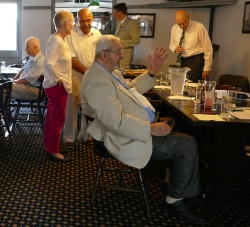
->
[66,33,76,58]
[45,37,62,81]
[198,24,213,71]
[24,56,44,86]
[169,25,177,53]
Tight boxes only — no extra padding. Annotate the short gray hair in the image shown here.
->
[53,10,74,29]
[95,35,121,57]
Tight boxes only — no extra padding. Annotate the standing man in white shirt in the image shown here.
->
[64,8,102,146]
[169,10,213,82]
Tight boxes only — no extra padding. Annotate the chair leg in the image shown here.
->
[138,169,150,216]
[91,157,105,203]
[37,106,44,129]
[2,115,11,135]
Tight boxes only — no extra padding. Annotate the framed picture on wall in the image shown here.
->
[128,13,156,38]
[242,1,250,33]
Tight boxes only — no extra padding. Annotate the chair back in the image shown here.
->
[218,74,250,92]
[37,75,46,103]
[0,79,13,113]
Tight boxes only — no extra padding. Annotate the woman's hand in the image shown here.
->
[57,80,63,86]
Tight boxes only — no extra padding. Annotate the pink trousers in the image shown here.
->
[43,85,68,154]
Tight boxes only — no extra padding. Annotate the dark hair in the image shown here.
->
[113,3,127,15]
[101,12,110,17]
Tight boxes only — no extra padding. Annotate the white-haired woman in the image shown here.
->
[43,10,74,162]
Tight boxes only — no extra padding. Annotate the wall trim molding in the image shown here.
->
[23,6,51,9]
[128,0,238,9]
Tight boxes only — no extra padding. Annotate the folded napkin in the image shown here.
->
[187,83,199,88]
[153,85,169,89]
[229,110,250,120]
[125,69,146,75]
[168,95,194,101]
[193,114,225,121]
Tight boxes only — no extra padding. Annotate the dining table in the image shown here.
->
[0,66,21,79]
[150,86,250,193]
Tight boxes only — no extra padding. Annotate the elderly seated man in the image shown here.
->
[11,36,45,100]
[80,35,205,224]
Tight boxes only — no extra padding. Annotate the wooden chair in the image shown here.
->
[91,139,150,216]
[0,78,13,137]
[10,75,47,129]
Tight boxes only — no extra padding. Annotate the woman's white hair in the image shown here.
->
[95,35,121,57]
[53,10,73,29]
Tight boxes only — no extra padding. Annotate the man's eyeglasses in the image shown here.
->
[177,20,189,28]
[103,48,123,55]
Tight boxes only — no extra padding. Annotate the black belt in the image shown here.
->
[181,53,204,61]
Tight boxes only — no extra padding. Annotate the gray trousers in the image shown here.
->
[151,132,200,199]
[64,93,88,142]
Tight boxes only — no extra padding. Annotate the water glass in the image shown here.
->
[193,80,206,104]
[159,72,167,85]
[165,70,171,86]
[204,81,216,109]
[170,67,189,95]
[220,91,236,118]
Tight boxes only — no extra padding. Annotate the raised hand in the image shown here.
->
[148,47,168,75]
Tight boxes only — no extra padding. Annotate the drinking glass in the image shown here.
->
[159,71,167,85]
[170,67,189,95]
[193,79,205,104]
[204,81,216,109]
[220,91,236,118]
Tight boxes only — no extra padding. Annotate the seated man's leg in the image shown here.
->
[152,132,200,199]
[151,133,205,223]
[78,112,91,141]
[11,83,39,100]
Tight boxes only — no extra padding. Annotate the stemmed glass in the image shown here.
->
[193,79,206,104]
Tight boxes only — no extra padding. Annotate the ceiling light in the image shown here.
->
[88,0,100,9]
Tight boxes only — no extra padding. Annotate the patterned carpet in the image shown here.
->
[0,120,250,226]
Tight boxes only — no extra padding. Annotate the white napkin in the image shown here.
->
[187,83,199,88]
[193,114,225,121]
[153,85,169,89]
[229,110,250,120]
[168,95,194,101]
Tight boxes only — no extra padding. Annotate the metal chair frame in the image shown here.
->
[10,75,47,129]
[0,79,13,137]
[91,140,150,216]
